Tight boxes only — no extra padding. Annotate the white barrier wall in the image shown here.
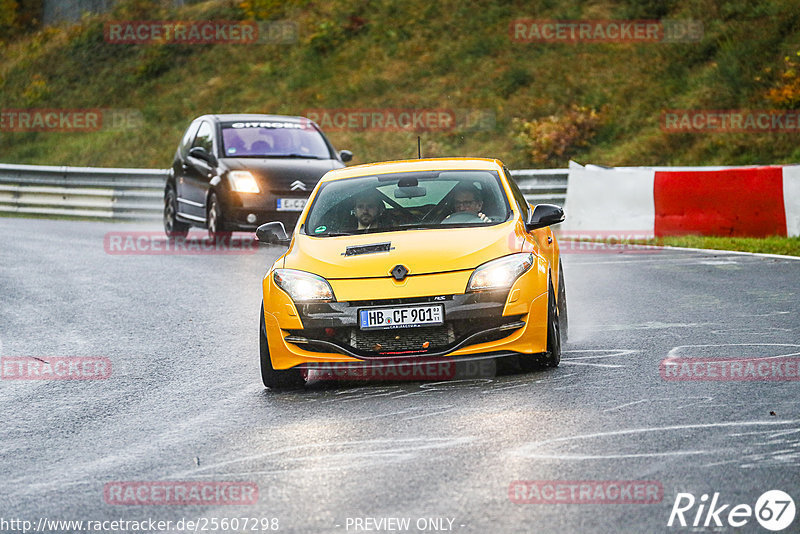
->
[783,166,800,237]
[563,162,800,238]
[561,162,656,237]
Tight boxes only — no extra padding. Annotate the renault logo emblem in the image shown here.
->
[290,180,307,191]
[390,264,409,281]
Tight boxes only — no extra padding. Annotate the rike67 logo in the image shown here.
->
[668,490,795,531]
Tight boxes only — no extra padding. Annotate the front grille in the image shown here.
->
[294,314,522,358]
[350,324,455,353]
[346,295,453,307]
[290,292,520,358]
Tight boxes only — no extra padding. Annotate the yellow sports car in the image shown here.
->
[256,158,567,388]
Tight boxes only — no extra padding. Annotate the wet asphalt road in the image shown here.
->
[0,217,798,534]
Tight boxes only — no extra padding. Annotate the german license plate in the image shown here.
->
[277,198,307,211]
[359,304,444,330]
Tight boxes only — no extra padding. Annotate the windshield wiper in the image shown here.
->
[394,223,441,231]
[259,154,326,159]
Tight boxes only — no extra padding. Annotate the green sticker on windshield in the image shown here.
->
[314,225,327,233]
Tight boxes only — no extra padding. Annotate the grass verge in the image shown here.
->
[631,235,800,257]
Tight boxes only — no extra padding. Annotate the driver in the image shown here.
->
[352,190,387,230]
[444,183,491,222]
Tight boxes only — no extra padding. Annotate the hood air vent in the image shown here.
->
[343,242,393,257]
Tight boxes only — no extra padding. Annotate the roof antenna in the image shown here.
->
[417,136,422,159]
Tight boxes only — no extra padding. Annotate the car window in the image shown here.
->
[179,122,200,158]
[504,166,529,222]
[303,170,512,236]
[220,121,331,158]
[192,121,214,154]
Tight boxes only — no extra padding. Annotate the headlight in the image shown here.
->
[273,269,335,302]
[229,171,260,193]
[466,253,534,292]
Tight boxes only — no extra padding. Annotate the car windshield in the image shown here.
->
[220,121,331,158]
[303,170,512,236]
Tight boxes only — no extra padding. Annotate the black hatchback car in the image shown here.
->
[164,114,352,238]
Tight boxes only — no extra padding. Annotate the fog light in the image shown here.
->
[246,213,257,224]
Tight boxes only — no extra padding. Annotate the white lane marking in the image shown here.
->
[698,259,739,265]
[482,383,533,393]
[602,399,649,412]
[351,408,418,420]
[402,405,455,421]
[710,328,793,336]
[559,349,639,368]
[560,361,624,368]
[565,258,701,266]
[729,428,800,439]
[563,349,639,360]
[578,322,713,331]
[511,420,800,460]
[516,450,721,460]
[737,311,792,317]
[169,436,475,478]
[602,396,714,413]
[666,343,800,359]
[656,244,800,262]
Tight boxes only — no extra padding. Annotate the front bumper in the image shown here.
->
[222,189,306,231]
[287,292,526,359]
[263,266,551,370]
[224,207,301,231]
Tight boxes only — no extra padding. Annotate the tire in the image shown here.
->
[519,279,561,371]
[542,279,562,368]
[260,306,305,390]
[164,186,190,238]
[207,192,231,240]
[558,259,568,342]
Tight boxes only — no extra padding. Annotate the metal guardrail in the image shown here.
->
[0,163,167,220]
[0,163,567,221]
[510,168,568,206]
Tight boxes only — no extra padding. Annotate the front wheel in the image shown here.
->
[519,279,561,371]
[164,187,190,238]
[260,306,305,390]
[558,259,568,342]
[542,280,562,367]
[207,192,231,240]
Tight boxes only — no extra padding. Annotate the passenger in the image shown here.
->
[444,183,491,222]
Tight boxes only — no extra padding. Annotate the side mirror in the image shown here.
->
[189,146,217,167]
[339,150,353,163]
[256,221,290,245]
[525,204,565,231]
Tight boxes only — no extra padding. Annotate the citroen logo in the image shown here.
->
[390,264,409,281]
[290,180,307,191]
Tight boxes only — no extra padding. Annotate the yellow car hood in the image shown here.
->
[284,222,522,279]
